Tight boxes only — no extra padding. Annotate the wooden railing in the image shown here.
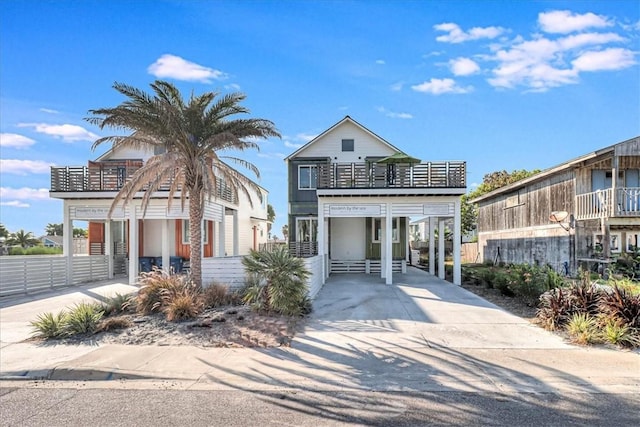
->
[575,187,640,220]
[51,165,237,204]
[316,161,466,189]
[289,241,318,258]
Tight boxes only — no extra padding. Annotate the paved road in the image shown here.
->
[2,387,638,426]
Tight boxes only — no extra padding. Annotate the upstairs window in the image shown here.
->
[298,165,318,190]
[342,139,354,152]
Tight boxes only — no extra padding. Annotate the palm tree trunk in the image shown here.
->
[189,188,204,288]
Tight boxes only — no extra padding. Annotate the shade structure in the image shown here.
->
[377,152,421,164]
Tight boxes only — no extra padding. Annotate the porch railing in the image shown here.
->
[289,241,318,258]
[51,165,237,204]
[575,187,640,220]
[317,161,466,189]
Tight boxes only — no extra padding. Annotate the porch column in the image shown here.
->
[380,216,386,279]
[385,202,393,285]
[405,217,410,263]
[318,199,326,282]
[232,210,239,256]
[62,201,73,285]
[128,206,138,285]
[453,199,461,285]
[429,216,436,275]
[161,219,170,272]
[438,218,446,280]
[218,210,226,257]
[105,220,113,279]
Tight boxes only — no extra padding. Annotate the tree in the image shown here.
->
[7,229,40,248]
[461,169,540,236]
[45,223,64,236]
[0,223,8,239]
[267,204,275,239]
[73,228,88,238]
[282,224,289,242]
[87,81,280,287]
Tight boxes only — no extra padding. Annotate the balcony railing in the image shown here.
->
[50,164,237,205]
[316,161,466,189]
[288,241,318,258]
[575,187,640,220]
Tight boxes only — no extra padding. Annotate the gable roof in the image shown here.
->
[283,116,403,161]
[471,135,640,204]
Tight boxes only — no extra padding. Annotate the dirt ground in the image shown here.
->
[461,282,538,322]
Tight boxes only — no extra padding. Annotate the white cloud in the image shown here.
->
[0,133,35,149]
[539,10,612,34]
[295,133,317,142]
[375,59,386,65]
[450,57,481,76]
[39,108,60,114]
[572,47,637,72]
[0,200,30,208]
[224,83,241,91]
[376,107,413,119]
[411,78,473,95]
[0,187,50,201]
[558,32,625,50]
[0,159,54,175]
[148,54,228,83]
[284,140,303,149]
[17,123,98,142]
[390,81,404,91]
[434,23,505,43]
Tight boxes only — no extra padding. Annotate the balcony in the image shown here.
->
[575,187,640,220]
[50,162,237,204]
[316,161,466,190]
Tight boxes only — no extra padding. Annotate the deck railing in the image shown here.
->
[575,187,640,220]
[289,241,318,258]
[316,161,466,189]
[51,165,237,204]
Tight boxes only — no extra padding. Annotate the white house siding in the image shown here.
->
[100,145,154,162]
[295,121,397,162]
[202,256,246,288]
[330,217,366,260]
[303,255,324,299]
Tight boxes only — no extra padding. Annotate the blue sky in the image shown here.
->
[1,0,639,238]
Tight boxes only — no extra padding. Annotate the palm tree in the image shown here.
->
[45,223,64,236]
[8,229,40,248]
[87,81,280,287]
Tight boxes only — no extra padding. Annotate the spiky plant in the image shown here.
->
[566,313,601,345]
[101,293,135,316]
[242,247,311,316]
[65,303,104,335]
[161,282,204,322]
[599,285,640,328]
[601,318,640,348]
[87,81,280,288]
[136,269,187,315]
[30,311,69,339]
[536,288,572,331]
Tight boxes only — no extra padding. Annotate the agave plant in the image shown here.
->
[30,311,69,339]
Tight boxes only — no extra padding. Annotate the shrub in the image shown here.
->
[136,270,186,315]
[242,247,311,316]
[569,279,602,317]
[161,282,204,321]
[566,313,601,345]
[536,288,572,331]
[601,318,640,348]
[30,311,69,339]
[101,293,135,316]
[65,302,104,335]
[202,283,231,308]
[494,270,514,297]
[599,285,640,329]
[477,267,497,288]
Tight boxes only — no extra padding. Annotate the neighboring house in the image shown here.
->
[285,116,467,285]
[50,145,269,285]
[471,136,640,273]
[40,235,63,248]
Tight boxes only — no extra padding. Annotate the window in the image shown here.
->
[611,233,621,253]
[296,218,318,242]
[372,217,400,243]
[505,190,522,208]
[342,139,354,152]
[627,233,639,252]
[298,165,318,190]
[181,220,209,245]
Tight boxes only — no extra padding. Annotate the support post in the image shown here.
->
[453,199,461,285]
[385,203,393,285]
[429,216,436,275]
[105,220,113,279]
[128,207,138,285]
[232,210,239,256]
[438,218,445,280]
[62,201,73,285]
[219,209,226,257]
[162,219,170,273]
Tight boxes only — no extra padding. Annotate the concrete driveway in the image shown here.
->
[297,267,571,351]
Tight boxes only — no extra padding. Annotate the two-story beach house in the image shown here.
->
[471,136,640,273]
[50,145,269,285]
[285,116,467,285]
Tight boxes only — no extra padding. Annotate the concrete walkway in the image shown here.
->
[0,270,638,395]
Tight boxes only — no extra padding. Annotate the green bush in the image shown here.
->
[101,293,135,316]
[65,302,104,335]
[566,313,601,345]
[8,246,63,255]
[494,270,514,297]
[242,247,311,316]
[30,311,69,339]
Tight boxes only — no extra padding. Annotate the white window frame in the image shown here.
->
[610,232,621,253]
[181,219,209,245]
[626,232,639,252]
[341,139,354,152]
[298,165,318,190]
[372,217,400,243]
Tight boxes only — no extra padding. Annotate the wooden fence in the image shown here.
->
[0,255,109,297]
